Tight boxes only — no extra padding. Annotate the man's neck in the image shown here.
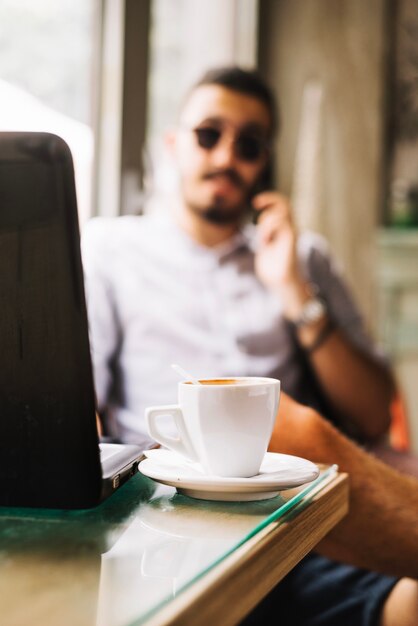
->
[174,204,240,248]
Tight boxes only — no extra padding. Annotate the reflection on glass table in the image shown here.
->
[97,465,338,626]
[0,466,344,626]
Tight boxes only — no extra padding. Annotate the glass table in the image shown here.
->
[0,465,348,626]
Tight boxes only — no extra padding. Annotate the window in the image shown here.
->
[0,0,97,226]
[145,0,258,210]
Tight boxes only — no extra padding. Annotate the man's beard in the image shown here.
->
[193,195,251,225]
[187,168,256,226]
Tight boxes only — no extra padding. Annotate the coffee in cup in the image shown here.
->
[145,377,280,478]
[188,379,239,385]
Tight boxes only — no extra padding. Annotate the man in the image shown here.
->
[84,67,394,448]
[82,67,418,625]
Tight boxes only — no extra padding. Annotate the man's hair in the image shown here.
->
[188,66,279,137]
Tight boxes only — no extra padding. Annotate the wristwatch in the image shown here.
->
[293,296,327,328]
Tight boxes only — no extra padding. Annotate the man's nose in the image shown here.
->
[211,136,237,168]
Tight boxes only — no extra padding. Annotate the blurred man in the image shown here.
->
[82,67,418,625]
[84,66,393,448]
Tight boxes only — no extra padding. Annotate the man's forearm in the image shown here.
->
[298,321,394,440]
[278,276,393,440]
[270,394,418,579]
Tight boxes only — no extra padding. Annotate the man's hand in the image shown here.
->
[253,192,311,319]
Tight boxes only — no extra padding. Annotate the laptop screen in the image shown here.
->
[0,161,55,229]
[0,132,102,508]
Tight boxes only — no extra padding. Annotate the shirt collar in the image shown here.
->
[157,211,256,262]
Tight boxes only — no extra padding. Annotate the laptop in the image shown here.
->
[0,131,145,509]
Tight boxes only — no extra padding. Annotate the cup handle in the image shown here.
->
[145,404,198,461]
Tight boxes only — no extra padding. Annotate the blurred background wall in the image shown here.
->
[258,0,389,325]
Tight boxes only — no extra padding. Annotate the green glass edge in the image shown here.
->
[130,464,338,626]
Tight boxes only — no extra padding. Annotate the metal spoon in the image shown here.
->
[171,363,202,385]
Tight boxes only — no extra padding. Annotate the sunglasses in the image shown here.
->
[192,126,269,163]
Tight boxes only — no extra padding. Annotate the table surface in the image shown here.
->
[0,465,348,626]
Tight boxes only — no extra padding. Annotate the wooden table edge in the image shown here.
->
[141,472,349,626]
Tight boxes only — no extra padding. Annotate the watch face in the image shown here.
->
[300,298,326,325]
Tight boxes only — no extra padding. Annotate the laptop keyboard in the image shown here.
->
[99,444,121,462]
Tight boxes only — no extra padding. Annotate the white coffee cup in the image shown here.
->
[145,377,280,478]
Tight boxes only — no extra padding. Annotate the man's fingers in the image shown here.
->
[252,191,296,248]
[258,212,283,243]
[253,193,293,230]
[257,205,294,245]
[252,191,291,214]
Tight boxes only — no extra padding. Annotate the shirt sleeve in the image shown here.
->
[298,232,390,367]
[81,218,122,411]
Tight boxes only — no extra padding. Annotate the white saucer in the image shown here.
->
[138,449,320,501]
